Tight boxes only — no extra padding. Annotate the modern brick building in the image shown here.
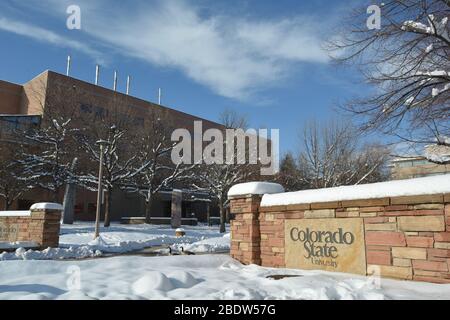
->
[390,156,450,180]
[0,70,225,223]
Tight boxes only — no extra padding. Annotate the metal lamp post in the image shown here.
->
[94,140,110,240]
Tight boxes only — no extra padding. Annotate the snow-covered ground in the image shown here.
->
[0,222,230,260]
[1,222,449,300]
[0,254,449,300]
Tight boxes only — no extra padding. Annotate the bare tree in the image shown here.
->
[274,152,309,192]
[328,0,450,163]
[76,122,153,227]
[19,118,73,202]
[126,113,195,223]
[219,108,249,130]
[298,119,389,189]
[0,144,32,210]
[74,92,157,227]
[17,78,79,202]
[194,163,253,233]
[193,110,257,233]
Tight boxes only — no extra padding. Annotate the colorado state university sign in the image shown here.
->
[285,219,367,275]
[0,222,19,242]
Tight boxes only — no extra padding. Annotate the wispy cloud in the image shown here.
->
[0,16,104,64]
[81,0,329,101]
[1,0,330,101]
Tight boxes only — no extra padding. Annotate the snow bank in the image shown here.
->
[131,271,201,294]
[132,272,175,293]
[228,182,284,197]
[0,246,102,261]
[261,174,450,207]
[0,255,449,300]
[30,203,63,211]
[0,223,230,261]
[172,233,231,253]
[0,241,38,250]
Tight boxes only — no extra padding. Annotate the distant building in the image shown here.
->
[390,155,450,180]
[0,70,225,224]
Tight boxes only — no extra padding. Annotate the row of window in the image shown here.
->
[395,159,432,168]
[0,115,41,131]
[0,116,41,139]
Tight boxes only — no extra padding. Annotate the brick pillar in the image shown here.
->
[30,204,62,248]
[229,195,262,265]
[445,199,450,231]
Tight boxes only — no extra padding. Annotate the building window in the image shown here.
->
[412,160,429,166]
[0,116,41,133]
[397,161,413,168]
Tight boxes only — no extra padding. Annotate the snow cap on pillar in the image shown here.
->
[228,182,284,197]
[30,203,64,211]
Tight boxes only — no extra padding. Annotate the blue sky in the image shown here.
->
[0,0,373,154]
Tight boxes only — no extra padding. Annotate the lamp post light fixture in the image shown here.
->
[94,139,110,240]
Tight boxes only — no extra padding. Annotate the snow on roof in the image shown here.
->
[391,156,425,162]
[425,144,450,164]
[228,182,285,197]
[30,203,63,211]
[261,174,450,207]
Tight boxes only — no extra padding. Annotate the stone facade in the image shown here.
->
[0,205,62,248]
[230,193,450,284]
[229,195,263,265]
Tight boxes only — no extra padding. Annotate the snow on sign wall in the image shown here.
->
[261,174,450,207]
[229,177,450,284]
[228,182,285,197]
[0,203,62,248]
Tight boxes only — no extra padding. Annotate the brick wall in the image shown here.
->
[0,80,22,115]
[230,193,450,284]
[0,207,62,248]
[230,195,263,265]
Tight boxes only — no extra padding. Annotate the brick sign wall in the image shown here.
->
[0,205,62,248]
[0,223,19,241]
[230,193,450,284]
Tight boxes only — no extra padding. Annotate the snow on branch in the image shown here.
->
[402,15,450,43]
